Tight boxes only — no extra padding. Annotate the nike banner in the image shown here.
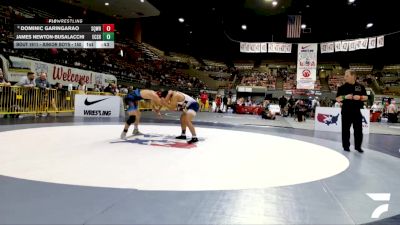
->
[297,43,318,90]
[74,94,121,117]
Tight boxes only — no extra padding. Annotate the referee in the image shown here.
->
[336,69,368,153]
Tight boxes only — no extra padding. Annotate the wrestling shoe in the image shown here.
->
[176,135,187,140]
[187,137,198,144]
[120,131,127,140]
[132,129,144,135]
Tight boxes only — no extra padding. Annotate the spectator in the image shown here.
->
[279,95,287,115]
[215,95,222,113]
[200,91,208,112]
[387,101,398,123]
[261,100,276,120]
[35,72,51,116]
[0,68,11,86]
[371,102,379,113]
[77,78,87,93]
[311,97,320,118]
[288,96,295,117]
[16,71,35,87]
[222,95,228,112]
[295,100,307,122]
[93,84,101,92]
[35,72,51,89]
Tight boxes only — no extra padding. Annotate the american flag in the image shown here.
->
[287,15,301,38]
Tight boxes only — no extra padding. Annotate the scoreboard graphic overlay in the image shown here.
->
[13,19,114,49]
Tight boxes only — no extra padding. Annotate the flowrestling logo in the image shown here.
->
[367,193,391,219]
[317,113,340,126]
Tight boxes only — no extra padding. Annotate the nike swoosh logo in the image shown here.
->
[84,98,109,106]
[301,45,311,50]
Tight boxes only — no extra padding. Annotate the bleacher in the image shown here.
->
[240,71,276,90]
[380,67,400,95]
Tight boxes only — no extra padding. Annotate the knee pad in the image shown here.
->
[126,115,136,125]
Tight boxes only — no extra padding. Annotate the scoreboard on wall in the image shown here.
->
[13,19,114,49]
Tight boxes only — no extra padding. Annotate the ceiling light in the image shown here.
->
[348,0,355,3]
[140,0,144,2]
[306,5,310,8]
[301,24,306,29]
[105,2,109,6]
[366,23,373,28]
[272,1,278,6]
[178,18,184,23]
[241,24,247,30]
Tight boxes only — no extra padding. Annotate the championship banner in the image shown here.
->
[335,41,342,52]
[268,43,292,53]
[284,43,292,53]
[355,39,362,50]
[268,42,277,53]
[327,42,335,53]
[377,36,384,48]
[368,37,376,49]
[260,42,267,53]
[341,41,349,51]
[252,43,261,53]
[297,43,317,89]
[240,42,261,53]
[74,94,121,118]
[320,43,328,53]
[349,40,356,51]
[360,38,368,49]
[240,42,250,53]
[315,107,370,134]
[240,42,246,53]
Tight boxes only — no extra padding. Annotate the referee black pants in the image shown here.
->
[341,111,363,149]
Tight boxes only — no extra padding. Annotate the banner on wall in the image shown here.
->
[341,41,349,51]
[297,43,317,89]
[377,35,385,48]
[368,37,376,49]
[240,42,261,53]
[260,42,268,53]
[360,38,368,49]
[269,43,292,53]
[240,42,292,53]
[6,56,117,88]
[320,36,384,53]
[335,41,342,52]
[320,42,334,53]
[239,35,385,54]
